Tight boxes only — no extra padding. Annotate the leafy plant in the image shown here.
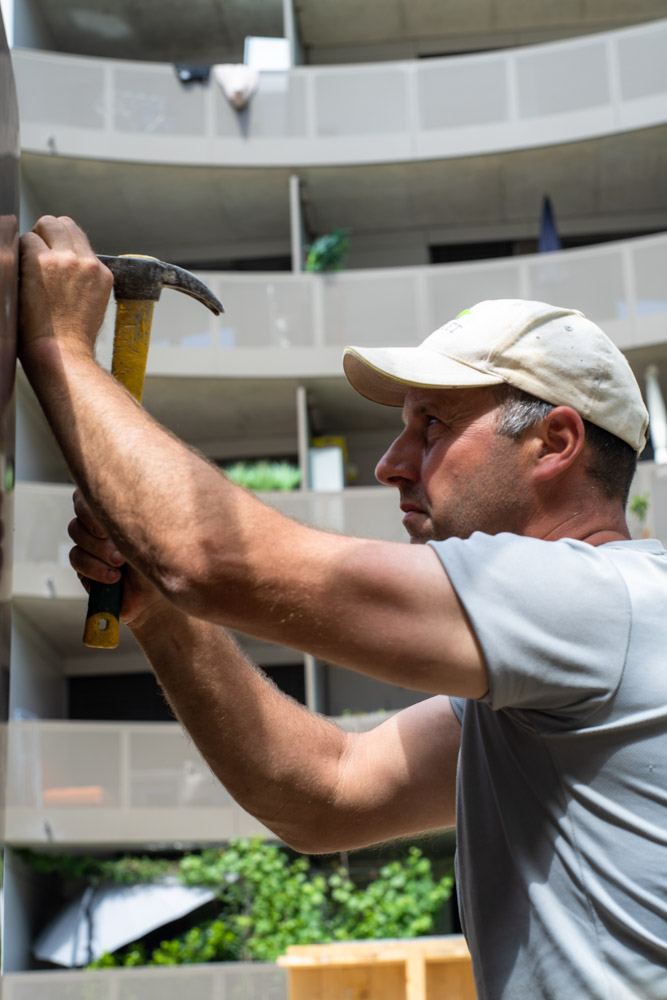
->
[89,920,237,968]
[17,850,174,885]
[23,839,453,968]
[224,460,301,491]
[629,493,649,523]
[305,228,350,272]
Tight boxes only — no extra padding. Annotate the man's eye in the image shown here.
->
[426,416,439,427]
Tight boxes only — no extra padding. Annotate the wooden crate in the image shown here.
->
[277,935,476,1000]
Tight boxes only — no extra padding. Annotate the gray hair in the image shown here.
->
[493,385,637,504]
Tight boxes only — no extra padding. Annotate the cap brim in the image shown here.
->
[343,346,504,406]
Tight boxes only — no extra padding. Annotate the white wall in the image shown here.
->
[10,611,66,720]
[16,380,70,484]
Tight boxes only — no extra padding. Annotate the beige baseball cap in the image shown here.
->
[343,298,648,454]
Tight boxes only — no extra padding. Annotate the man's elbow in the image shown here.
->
[151,542,241,620]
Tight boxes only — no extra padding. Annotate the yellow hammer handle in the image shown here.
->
[82,298,155,648]
[110,300,155,403]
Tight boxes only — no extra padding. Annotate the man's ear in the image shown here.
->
[531,406,586,482]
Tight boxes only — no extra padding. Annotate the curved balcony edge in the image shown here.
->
[83,233,667,379]
[13,18,667,167]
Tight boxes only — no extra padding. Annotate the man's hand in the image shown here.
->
[68,489,166,629]
[19,215,113,372]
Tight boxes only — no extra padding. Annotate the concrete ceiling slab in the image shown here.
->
[27,0,282,64]
[22,155,294,262]
[21,126,667,267]
[20,0,667,65]
[141,374,400,456]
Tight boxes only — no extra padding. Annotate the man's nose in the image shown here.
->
[375,431,418,485]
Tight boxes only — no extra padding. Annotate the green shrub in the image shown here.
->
[223,460,301,491]
[23,839,454,968]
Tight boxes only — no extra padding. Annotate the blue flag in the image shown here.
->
[538,195,562,253]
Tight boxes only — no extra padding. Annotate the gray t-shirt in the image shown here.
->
[429,533,667,1000]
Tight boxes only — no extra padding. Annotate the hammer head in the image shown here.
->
[98,254,224,315]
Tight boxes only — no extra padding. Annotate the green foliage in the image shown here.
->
[17,849,175,885]
[326,848,453,941]
[305,228,350,272]
[629,493,649,523]
[224,460,302,492]
[89,921,237,969]
[24,839,453,969]
[180,840,452,962]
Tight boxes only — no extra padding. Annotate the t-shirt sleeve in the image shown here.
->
[429,533,631,717]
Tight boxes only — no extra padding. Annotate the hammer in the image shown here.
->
[83,254,224,649]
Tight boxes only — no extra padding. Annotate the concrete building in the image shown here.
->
[3,0,667,993]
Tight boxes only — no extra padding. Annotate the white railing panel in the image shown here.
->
[5,721,264,843]
[113,66,206,136]
[13,53,105,130]
[633,240,667,319]
[524,247,626,323]
[314,66,409,137]
[617,20,667,101]
[417,55,509,129]
[3,964,287,1000]
[128,729,230,809]
[425,261,523,334]
[8,723,122,809]
[321,270,420,346]
[515,39,610,117]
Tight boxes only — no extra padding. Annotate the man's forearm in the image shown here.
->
[129,605,351,852]
[130,606,458,851]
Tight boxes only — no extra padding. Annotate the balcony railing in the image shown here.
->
[13,483,407,601]
[13,18,667,166]
[81,234,667,377]
[5,712,392,846]
[5,719,269,844]
[2,962,287,1000]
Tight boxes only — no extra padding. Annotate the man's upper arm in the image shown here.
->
[201,520,490,701]
[326,695,462,851]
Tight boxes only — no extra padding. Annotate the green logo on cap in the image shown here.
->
[456,309,471,318]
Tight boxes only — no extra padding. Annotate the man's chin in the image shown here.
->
[406,524,436,545]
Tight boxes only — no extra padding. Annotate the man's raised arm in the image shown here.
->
[20,216,488,700]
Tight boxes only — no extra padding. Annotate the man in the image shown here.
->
[19,216,667,999]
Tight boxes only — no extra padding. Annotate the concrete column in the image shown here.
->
[289,174,305,273]
[304,654,319,713]
[282,0,302,66]
[296,385,309,490]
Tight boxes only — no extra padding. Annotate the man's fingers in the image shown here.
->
[68,516,125,568]
[31,215,93,254]
[72,489,108,540]
[69,544,122,586]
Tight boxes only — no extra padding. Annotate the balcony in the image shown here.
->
[13,20,667,168]
[86,234,667,382]
[5,719,266,846]
[2,962,287,999]
[5,711,393,848]
[13,482,407,602]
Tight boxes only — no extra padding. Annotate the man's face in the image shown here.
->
[375,386,531,543]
